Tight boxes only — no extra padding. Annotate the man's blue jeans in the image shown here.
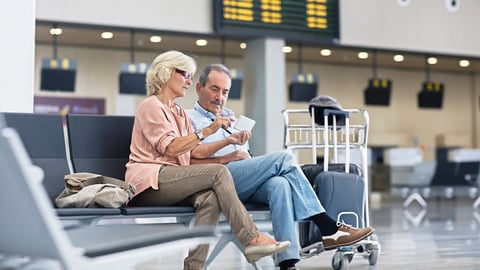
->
[225,150,325,264]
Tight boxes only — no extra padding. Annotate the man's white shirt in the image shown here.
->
[186,102,250,158]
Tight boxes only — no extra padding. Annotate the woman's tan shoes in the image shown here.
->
[244,241,291,263]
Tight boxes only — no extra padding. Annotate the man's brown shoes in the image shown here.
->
[322,223,375,250]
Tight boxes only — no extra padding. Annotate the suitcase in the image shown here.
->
[299,108,366,249]
[299,171,365,247]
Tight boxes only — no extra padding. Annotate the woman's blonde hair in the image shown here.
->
[146,50,197,96]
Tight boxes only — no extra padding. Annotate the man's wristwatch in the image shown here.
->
[195,130,205,141]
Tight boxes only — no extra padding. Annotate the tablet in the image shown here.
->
[233,115,256,132]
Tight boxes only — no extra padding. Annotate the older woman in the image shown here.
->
[125,50,289,270]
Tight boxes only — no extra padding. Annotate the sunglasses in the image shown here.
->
[175,68,192,80]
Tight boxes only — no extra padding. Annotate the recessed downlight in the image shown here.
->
[427,57,438,65]
[282,46,293,53]
[459,59,470,67]
[357,51,369,60]
[195,39,208,46]
[149,35,162,43]
[49,27,62,35]
[101,32,114,39]
[320,49,331,56]
[393,54,405,62]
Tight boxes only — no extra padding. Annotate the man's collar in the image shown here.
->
[193,102,216,120]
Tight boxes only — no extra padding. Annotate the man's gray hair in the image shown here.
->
[198,63,231,87]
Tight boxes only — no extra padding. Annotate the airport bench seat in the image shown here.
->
[401,161,480,209]
[4,112,273,269]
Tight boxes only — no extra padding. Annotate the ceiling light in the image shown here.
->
[149,35,162,43]
[282,46,293,53]
[459,59,470,67]
[49,27,62,35]
[427,57,438,65]
[195,39,208,46]
[101,32,114,39]
[393,54,405,62]
[240,42,247,49]
[357,51,369,60]
[320,49,331,56]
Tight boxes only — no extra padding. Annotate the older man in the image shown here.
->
[186,63,374,270]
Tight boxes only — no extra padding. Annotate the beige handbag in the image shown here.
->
[55,172,136,208]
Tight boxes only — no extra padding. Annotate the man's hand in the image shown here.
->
[228,130,251,145]
[206,117,233,134]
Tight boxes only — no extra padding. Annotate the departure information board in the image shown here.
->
[214,0,339,41]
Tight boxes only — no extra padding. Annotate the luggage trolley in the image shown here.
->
[283,99,380,270]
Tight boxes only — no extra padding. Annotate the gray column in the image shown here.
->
[244,38,285,155]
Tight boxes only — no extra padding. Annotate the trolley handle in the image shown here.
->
[322,109,351,173]
[323,109,350,118]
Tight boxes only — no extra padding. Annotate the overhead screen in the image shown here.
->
[229,69,243,99]
[289,73,318,102]
[214,0,339,41]
[417,82,444,109]
[364,79,392,106]
[40,58,77,92]
[119,73,146,95]
[119,63,149,95]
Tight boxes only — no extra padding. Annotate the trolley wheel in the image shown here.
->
[366,233,380,265]
[332,251,349,270]
[368,249,379,265]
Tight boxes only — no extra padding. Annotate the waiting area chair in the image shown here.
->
[4,112,274,269]
[4,112,122,222]
[0,124,216,270]
[402,161,480,211]
[401,161,436,209]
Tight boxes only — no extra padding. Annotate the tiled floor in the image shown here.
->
[2,195,479,270]
[134,194,480,270]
